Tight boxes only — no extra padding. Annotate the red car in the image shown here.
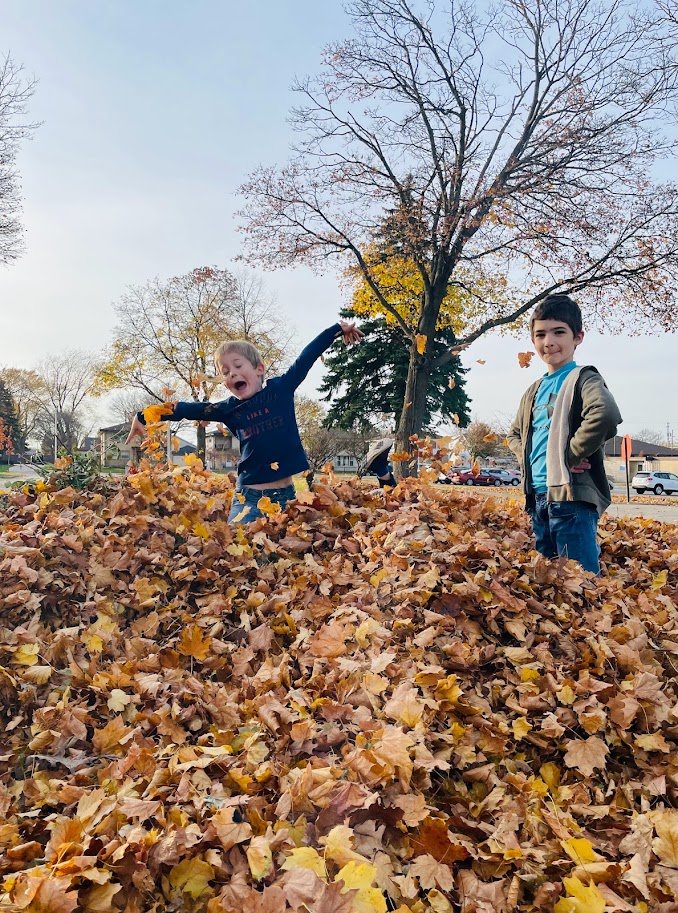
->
[450,469,506,487]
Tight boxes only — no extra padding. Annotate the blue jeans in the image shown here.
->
[227,483,296,524]
[528,493,600,575]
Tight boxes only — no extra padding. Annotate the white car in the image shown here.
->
[631,471,678,495]
[485,468,521,486]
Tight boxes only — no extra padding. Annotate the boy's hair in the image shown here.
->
[214,339,264,372]
[530,294,583,337]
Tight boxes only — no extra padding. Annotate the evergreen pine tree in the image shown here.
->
[319,308,471,434]
[0,378,24,455]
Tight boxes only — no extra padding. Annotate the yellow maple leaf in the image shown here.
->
[169,857,215,899]
[143,402,174,424]
[323,825,368,867]
[336,861,387,913]
[554,876,605,913]
[247,835,273,880]
[415,334,427,355]
[184,453,204,470]
[512,718,532,740]
[257,495,282,516]
[562,838,601,864]
[652,569,668,591]
[281,847,327,878]
[177,625,211,661]
[13,643,40,666]
[193,521,210,540]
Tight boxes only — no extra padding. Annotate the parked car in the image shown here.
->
[485,468,521,486]
[450,469,507,487]
[631,471,678,495]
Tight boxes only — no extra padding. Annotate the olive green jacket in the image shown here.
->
[506,365,622,517]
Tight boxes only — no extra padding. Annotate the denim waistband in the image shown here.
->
[236,483,295,497]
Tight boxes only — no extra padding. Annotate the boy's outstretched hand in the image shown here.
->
[338,319,363,347]
[125,415,147,445]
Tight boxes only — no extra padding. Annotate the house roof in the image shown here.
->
[605,436,678,458]
[99,422,128,433]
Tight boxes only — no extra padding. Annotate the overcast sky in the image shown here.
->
[1,0,677,443]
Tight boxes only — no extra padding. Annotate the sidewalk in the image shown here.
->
[606,500,678,525]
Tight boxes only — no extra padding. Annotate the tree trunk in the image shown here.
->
[394,287,444,478]
[197,423,207,464]
[395,342,433,479]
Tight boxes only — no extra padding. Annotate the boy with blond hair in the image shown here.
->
[127,320,362,523]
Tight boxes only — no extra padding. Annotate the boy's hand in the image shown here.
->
[338,319,363,347]
[571,458,591,473]
[125,415,147,445]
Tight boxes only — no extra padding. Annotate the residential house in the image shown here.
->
[205,429,240,471]
[333,451,360,473]
[98,423,196,468]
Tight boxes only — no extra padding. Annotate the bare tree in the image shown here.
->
[240,0,678,473]
[33,351,97,457]
[635,427,666,446]
[0,54,39,265]
[97,266,292,460]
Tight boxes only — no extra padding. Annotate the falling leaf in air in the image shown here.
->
[448,377,456,389]
[415,334,427,355]
[518,351,535,368]
[270,462,280,470]
[476,358,486,365]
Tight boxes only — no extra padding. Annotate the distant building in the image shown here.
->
[98,422,196,468]
[333,451,360,473]
[604,436,678,481]
[205,429,240,471]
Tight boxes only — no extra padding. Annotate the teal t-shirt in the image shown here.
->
[530,361,578,492]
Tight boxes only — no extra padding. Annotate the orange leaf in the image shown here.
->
[270,462,280,470]
[476,359,486,365]
[452,413,460,425]
[178,625,211,661]
[143,402,175,424]
[471,459,480,475]
[410,817,469,863]
[447,377,456,389]
[257,496,282,516]
[390,452,411,462]
[415,334,427,355]
[482,433,498,443]
[518,351,535,368]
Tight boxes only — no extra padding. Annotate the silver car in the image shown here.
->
[485,468,521,486]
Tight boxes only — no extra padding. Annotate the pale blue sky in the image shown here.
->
[1,0,677,441]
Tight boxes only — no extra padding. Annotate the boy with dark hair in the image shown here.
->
[507,294,622,574]
[126,320,362,523]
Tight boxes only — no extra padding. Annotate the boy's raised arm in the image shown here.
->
[282,320,362,391]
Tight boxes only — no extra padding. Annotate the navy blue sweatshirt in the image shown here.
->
[137,324,342,486]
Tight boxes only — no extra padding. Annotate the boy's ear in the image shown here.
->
[256,362,266,378]
[574,330,585,346]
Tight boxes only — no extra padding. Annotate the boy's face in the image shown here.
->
[218,351,265,400]
[531,319,584,374]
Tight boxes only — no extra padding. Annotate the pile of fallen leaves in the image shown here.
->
[1,465,678,913]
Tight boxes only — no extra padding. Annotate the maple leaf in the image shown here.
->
[270,462,280,470]
[447,376,456,389]
[415,334,427,355]
[143,401,175,424]
[282,847,327,878]
[247,835,273,880]
[408,854,454,891]
[336,862,387,913]
[177,624,211,661]
[651,809,678,866]
[563,736,609,777]
[257,495,282,516]
[169,857,215,899]
[12,876,79,913]
[81,882,123,912]
[107,688,132,712]
[518,351,535,368]
[554,876,605,913]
